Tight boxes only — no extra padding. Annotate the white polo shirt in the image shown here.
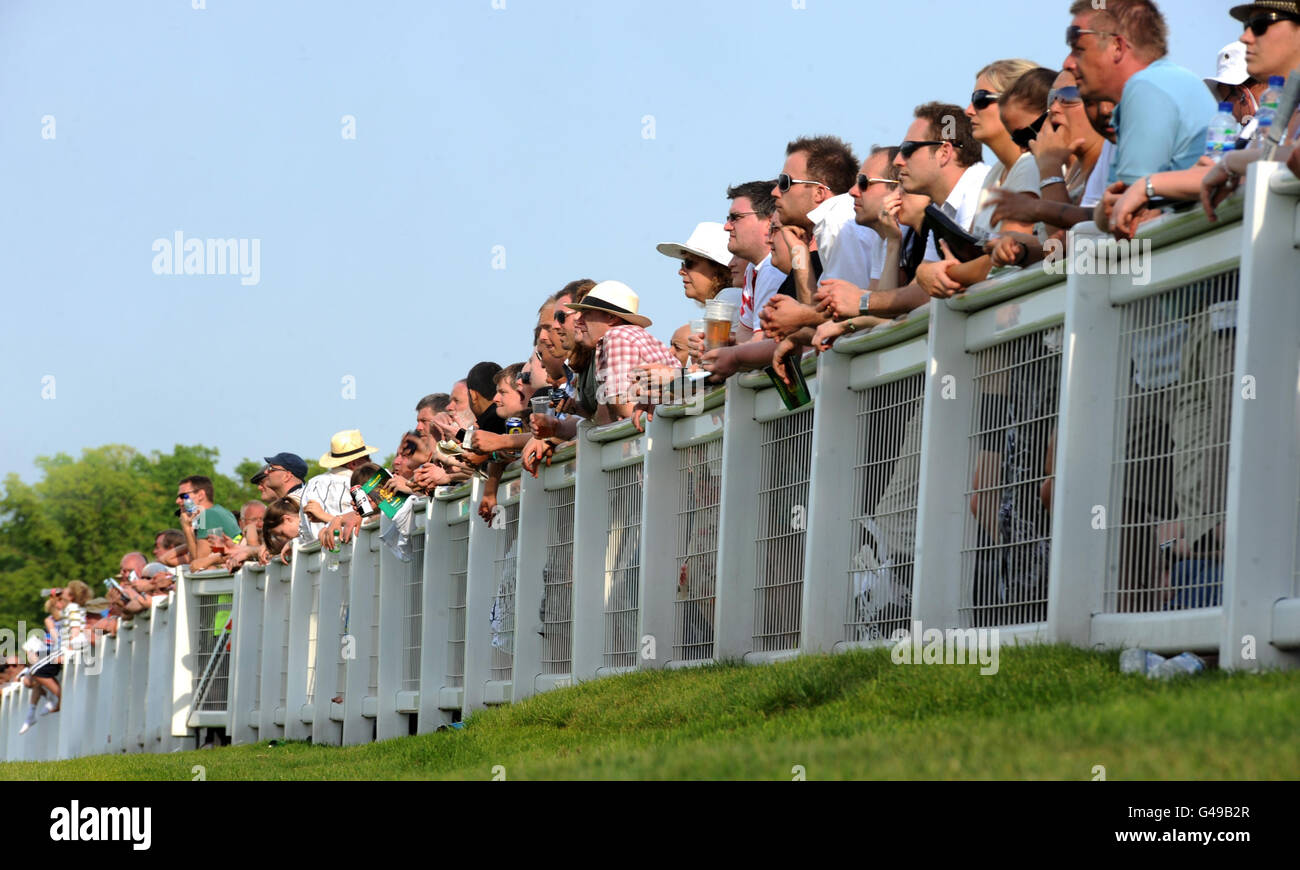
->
[299,470,353,543]
[923,162,992,261]
[807,193,879,288]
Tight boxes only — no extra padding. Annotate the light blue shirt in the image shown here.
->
[1109,59,1218,185]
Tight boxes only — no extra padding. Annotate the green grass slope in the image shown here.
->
[3,645,1297,780]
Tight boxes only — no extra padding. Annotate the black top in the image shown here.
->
[775,249,823,299]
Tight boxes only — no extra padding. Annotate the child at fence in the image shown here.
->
[60,581,90,653]
[18,606,62,735]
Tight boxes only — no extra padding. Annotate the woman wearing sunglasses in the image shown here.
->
[1034,71,1107,210]
[966,60,1045,239]
[929,65,1056,294]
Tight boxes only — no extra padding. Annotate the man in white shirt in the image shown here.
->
[771,135,878,290]
[818,103,990,321]
[757,135,880,339]
[723,180,787,341]
[304,429,378,546]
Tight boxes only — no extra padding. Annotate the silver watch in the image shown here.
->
[858,290,872,317]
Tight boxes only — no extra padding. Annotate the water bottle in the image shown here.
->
[1119,648,1165,675]
[181,493,199,515]
[1253,75,1285,148]
[1152,651,1205,680]
[326,529,341,572]
[1204,102,1237,160]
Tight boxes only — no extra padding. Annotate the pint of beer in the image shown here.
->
[704,300,736,350]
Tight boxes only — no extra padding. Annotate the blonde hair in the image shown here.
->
[977,59,1041,94]
[66,580,91,605]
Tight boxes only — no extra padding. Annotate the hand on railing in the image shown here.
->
[1106,181,1165,239]
[699,346,739,383]
[521,437,554,477]
[916,240,963,299]
[814,278,863,320]
[987,232,1042,268]
[811,318,850,352]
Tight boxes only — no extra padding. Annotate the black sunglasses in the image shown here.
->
[554,310,567,325]
[970,89,1001,110]
[1011,112,1049,149]
[855,173,899,191]
[776,172,829,193]
[519,370,532,386]
[898,140,950,159]
[1245,12,1300,36]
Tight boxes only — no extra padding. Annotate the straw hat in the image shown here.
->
[564,280,652,328]
[319,429,378,468]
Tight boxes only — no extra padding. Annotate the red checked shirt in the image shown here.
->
[595,325,681,405]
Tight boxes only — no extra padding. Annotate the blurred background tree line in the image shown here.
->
[0,444,325,637]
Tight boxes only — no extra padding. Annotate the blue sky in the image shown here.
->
[1,0,1232,486]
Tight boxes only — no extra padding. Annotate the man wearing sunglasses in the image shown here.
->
[770,135,878,293]
[1064,0,1216,192]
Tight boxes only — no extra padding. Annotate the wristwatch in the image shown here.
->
[1039,176,1066,189]
[1145,176,1156,199]
[858,290,872,317]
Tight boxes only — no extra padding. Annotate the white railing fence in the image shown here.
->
[4,162,1300,762]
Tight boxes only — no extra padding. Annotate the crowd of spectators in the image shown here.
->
[11,2,1300,729]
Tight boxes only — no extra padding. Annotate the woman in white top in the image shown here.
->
[938,62,1052,291]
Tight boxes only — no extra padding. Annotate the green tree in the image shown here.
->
[0,443,265,638]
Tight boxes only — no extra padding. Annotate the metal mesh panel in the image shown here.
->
[542,486,575,675]
[489,502,521,682]
[674,439,722,661]
[1106,271,1238,613]
[754,408,814,652]
[961,327,1063,628]
[192,594,232,712]
[446,518,470,689]
[846,373,924,642]
[402,532,425,692]
[603,463,643,669]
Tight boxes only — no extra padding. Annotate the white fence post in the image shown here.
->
[571,421,608,681]
[911,301,976,632]
[312,542,346,746]
[462,477,499,712]
[376,508,413,739]
[639,411,680,669]
[512,464,549,700]
[1049,230,1125,646]
[1223,164,1300,670]
[803,348,857,654]
[258,557,291,741]
[230,565,265,745]
[419,486,473,729]
[714,378,762,662]
[283,541,319,741]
